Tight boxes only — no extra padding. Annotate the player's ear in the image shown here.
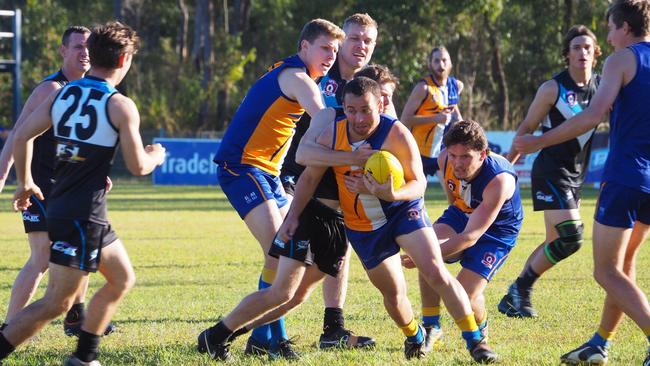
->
[117,53,126,68]
[59,44,66,58]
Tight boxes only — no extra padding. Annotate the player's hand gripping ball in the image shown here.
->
[364,151,405,190]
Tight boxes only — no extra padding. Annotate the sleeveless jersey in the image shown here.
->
[281,60,347,200]
[443,153,523,242]
[32,70,68,197]
[532,70,600,187]
[215,55,309,176]
[410,75,459,158]
[48,76,119,224]
[603,42,650,192]
[332,114,417,231]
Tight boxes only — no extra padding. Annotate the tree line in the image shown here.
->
[0,0,610,134]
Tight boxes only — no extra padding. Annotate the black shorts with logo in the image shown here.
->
[269,198,347,277]
[22,195,48,233]
[530,177,581,211]
[48,218,118,273]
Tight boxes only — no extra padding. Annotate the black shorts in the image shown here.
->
[269,198,347,277]
[281,169,339,201]
[530,177,581,211]
[22,195,48,233]
[48,218,118,273]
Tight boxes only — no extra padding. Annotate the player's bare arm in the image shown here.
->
[11,91,60,210]
[0,81,61,193]
[109,94,165,175]
[437,149,456,205]
[514,50,633,154]
[400,81,450,128]
[364,122,426,202]
[440,173,516,259]
[278,67,325,118]
[277,165,328,243]
[296,107,374,167]
[507,79,558,163]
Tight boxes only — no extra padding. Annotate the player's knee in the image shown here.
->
[266,285,296,306]
[111,271,136,296]
[544,220,583,264]
[43,296,76,318]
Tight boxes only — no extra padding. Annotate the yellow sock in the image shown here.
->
[399,318,419,337]
[455,313,479,332]
[422,306,440,317]
[261,267,276,284]
[597,327,615,340]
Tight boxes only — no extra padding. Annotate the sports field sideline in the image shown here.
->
[0,182,648,365]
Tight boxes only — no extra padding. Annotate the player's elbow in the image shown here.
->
[126,160,152,176]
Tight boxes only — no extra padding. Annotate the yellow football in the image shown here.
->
[364,150,405,190]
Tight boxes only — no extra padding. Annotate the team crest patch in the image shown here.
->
[407,208,421,221]
[447,179,456,192]
[481,252,496,268]
[566,91,577,107]
[322,79,338,97]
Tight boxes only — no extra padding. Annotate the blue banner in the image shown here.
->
[152,138,221,185]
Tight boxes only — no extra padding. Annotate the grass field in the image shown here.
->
[1,182,649,365]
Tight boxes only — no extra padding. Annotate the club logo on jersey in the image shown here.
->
[322,79,339,97]
[536,191,554,203]
[481,252,496,268]
[407,208,421,221]
[566,91,577,107]
[22,211,40,223]
[447,179,456,192]
[52,241,78,257]
[56,142,85,163]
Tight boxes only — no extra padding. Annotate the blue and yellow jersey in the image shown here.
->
[443,152,523,243]
[215,55,309,176]
[331,114,414,231]
[411,75,459,158]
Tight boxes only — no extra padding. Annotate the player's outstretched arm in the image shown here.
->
[440,173,516,259]
[110,95,165,175]
[11,90,58,210]
[369,122,426,202]
[277,165,328,243]
[507,79,557,163]
[514,50,631,154]
[400,81,449,128]
[0,81,60,193]
[296,108,374,167]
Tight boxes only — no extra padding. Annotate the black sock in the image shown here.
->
[74,330,100,362]
[515,265,540,291]
[0,333,16,360]
[323,307,345,334]
[230,326,250,341]
[66,303,85,322]
[208,321,233,345]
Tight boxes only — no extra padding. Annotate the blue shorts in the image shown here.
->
[421,156,439,177]
[436,205,514,281]
[217,162,288,219]
[347,199,432,270]
[595,181,650,228]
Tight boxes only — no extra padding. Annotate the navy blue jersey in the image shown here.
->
[48,76,119,224]
[603,42,650,192]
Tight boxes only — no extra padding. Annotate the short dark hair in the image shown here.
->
[354,64,398,86]
[297,19,345,51]
[443,120,488,152]
[562,25,602,67]
[607,0,650,37]
[61,26,90,46]
[342,76,381,102]
[88,21,140,69]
